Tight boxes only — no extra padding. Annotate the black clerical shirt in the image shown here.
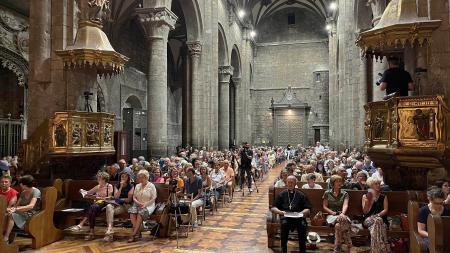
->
[275,189,311,213]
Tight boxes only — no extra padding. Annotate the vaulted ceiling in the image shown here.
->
[237,0,332,25]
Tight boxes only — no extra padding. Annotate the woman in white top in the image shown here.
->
[301,173,323,189]
[128,170,157,242]
[274,170,288,187]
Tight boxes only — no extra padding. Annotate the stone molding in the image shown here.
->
[0,8,29,61]
[136,7,177,39]
[187,41,202,57]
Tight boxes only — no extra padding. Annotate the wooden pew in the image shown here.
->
[56,180,171,237]
[408,201,428,253]
[267,187,411,248]
[427,214,450,253]
[24,186,63,249]
[0,196,18,253]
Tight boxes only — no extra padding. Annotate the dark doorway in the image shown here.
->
[314,129,321,143]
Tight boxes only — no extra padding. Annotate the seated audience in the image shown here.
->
[222,160,235,201]
[322,175,352,253]
[275,170,288,188]
[152,168,165,184]
[435,180,450,204]
[362,177,390,253]
[271,176,311,253]
[104,171,134,242]
[166,169,184,193]
[71,172,114,240]
[128,170,157,242]
[302,173,322,189]
[351,171,368,190]
[184,168,204,226]
[3,175,41,243]
[300,165,324,182]
[199,164,212,205]
[0,175,18,208]
[417,187,450,248]
[0,160,9,176]
[210,161,226,199]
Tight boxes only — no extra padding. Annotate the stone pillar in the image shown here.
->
[368,0,388,101]
[187,41,202,148]
[218,66,233,150]
[137,7,177,157]
[232,77,241,146]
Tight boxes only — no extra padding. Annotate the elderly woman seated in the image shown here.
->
[128,169,157,242]
[3,175,41,244]
[70,171,114,240]
[362,176,390,253]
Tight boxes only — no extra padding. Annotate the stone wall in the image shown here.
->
[328,0,367,150]
[252,8,329,146]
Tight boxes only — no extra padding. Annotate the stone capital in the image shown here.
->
[136,7,177,39]
[219,65,233,83]
[187,41,202,57]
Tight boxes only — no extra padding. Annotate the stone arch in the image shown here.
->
[0,46,28,87]
[230,45,241,78]
[124,95,143,109]
[218,22,229,66]
[178,0,203,41]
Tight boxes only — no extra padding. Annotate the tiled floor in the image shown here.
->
[16,163,370,252]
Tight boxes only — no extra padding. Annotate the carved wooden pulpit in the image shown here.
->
[364,96,450,190]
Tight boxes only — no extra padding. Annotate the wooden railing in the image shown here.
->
[21,111,116,172]
[364,95,450,150]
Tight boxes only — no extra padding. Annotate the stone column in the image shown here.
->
[368,0,387,101]
[187,41,202,148]
[137,7,177,157]
[232,77,241,146]
[218,66,233,150]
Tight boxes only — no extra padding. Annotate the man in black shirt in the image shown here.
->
[271,176,311,253]
[380,56,414,97]
[238,142,253,192]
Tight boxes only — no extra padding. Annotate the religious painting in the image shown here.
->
[54,123,67,147]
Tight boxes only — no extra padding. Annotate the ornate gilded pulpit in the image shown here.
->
[364,96,450,190]
[21,112,115,177]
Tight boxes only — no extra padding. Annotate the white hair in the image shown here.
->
[137,169,150,180]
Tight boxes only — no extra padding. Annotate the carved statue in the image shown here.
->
[88,0,110,23]
[72,123,82,145]
[54,123,67,147]
[374,113,385,139]
[77,0,110,23]
[86,123,100,146]
[103,124,111,144]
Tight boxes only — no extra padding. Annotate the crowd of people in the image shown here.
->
[0,144,286,244]
[271,141,450,253]
[1,141,449,252]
